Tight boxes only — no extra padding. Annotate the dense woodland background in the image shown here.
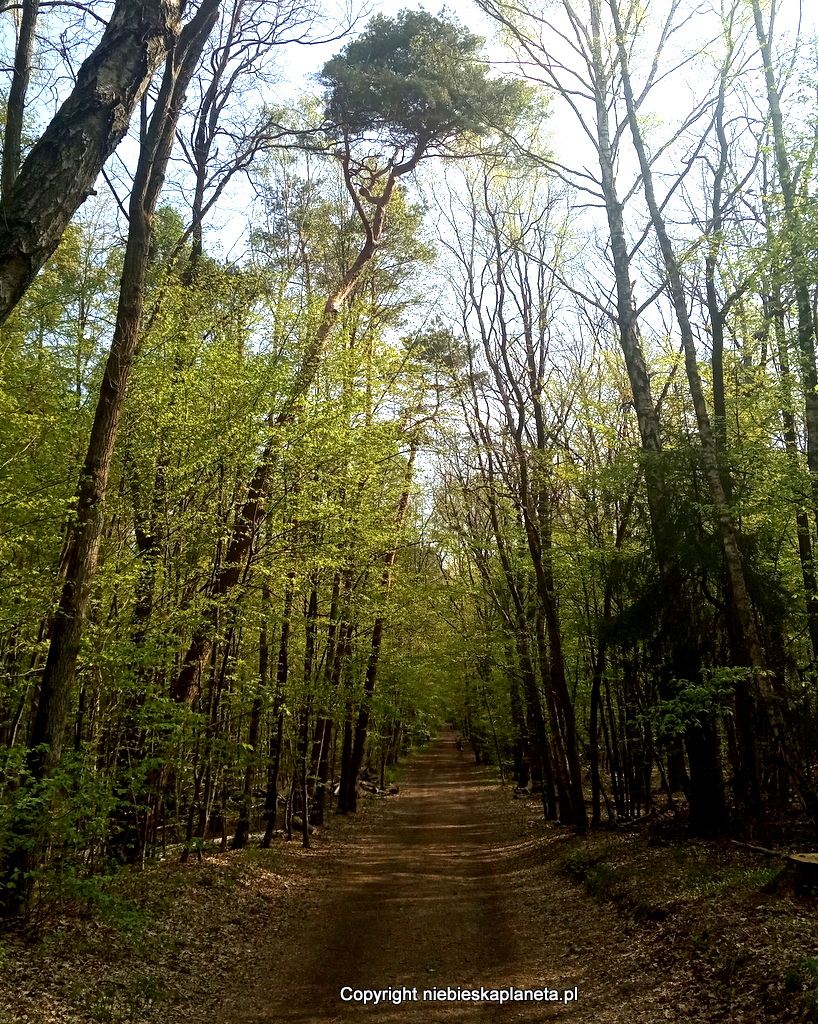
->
[1,0,818,914]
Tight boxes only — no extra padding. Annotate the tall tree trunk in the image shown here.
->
[232,601,269,850]
[610,0,818,820]
[0,0,181,322]
[261,587,292,847]
[752,1,818,666]
[171,139,431,704]
[767,291,818,662]
[481,458,560,822]
[27,0,222,783]
[340,444,418,812]
[2,0,40,196]
[472,204,587,827]
[297,586,318,848]
[751,0,818,536]
[310,572,346,825]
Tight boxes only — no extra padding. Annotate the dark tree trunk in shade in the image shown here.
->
[261,588,292,847]
[338,445,418,812]
[232,610,269,850]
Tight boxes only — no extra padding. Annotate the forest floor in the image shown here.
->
[1,735,817,1023]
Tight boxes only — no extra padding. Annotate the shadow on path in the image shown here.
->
[220,734,578,1024]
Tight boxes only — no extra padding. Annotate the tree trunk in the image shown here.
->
[610,0,818,821]
[2,0,40,196]
[171,140,431,704]
[340,444,418,812]
[261,587,292,846]
[232,610,268,850]
[0,0,181,323]
[27,0,222,784]
[751,0,818,537]
[767,292,818,663]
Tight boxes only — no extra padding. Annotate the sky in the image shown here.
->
[266,0,817,354]
[8,0,808,260]
[210,0,501,257]
[280,0,818,94]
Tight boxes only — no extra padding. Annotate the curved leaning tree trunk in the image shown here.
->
[171,136,431,707]
[169,10,530,706]
[0,0,181,324]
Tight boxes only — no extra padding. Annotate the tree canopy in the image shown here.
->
[5,0,818,948]
[320,9,529,148]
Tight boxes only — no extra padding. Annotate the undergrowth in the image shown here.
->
[550,820,818,1021]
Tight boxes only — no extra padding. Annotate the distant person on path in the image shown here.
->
[455,734,463,752]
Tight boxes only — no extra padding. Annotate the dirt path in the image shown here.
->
[2,733,811,1023]
[216,734,677,1024]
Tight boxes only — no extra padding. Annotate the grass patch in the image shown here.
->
[688,864,780,897]
[560,846,667,919]
[237,845,283,871]
[558,834,779,922]
[782,956,818,1016]
[561,848,611,882]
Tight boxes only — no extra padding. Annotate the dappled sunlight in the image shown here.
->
[218,734,579,1023]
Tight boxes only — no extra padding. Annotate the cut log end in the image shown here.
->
[775,853,818,897]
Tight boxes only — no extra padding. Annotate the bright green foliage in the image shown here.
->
[6,0,818,919]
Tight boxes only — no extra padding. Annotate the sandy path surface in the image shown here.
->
[216,734,670,1024]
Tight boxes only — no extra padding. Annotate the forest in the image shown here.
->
[2,0,818,1002]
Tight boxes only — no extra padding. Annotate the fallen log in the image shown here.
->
[729,840,785,858]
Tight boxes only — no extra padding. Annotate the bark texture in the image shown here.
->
[0,0,180,324]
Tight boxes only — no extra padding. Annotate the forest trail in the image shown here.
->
[216,735,672,1024]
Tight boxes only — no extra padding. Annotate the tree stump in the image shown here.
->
[782,854,818,896]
